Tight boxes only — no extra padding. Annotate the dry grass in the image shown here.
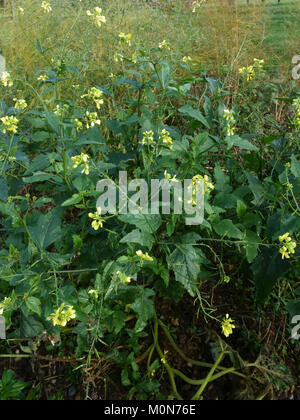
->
[0,0,298,91]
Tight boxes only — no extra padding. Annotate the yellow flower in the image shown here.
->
[71,153,90,175]
[279,232,292,243]
[81,87,104,110]
[182,56,192,64]
[13,98,27,110]
[239,65,255,82]
[140,130,154,146]
[192,174,214,194]
[74,118,83,131]
[18,7,25,15]
[41,1,52,13]
[158,40,171,50]
[37,74,48,82]
[161,350,168,365]
[278,232,297,260]
[116,271,131,284]
[47,303,76,327]
[164,170,178,182]
[136,250,153,262]
[84,111,101,129]
[0,71,13,87]
[0,297,12,314]
[88,208,104,231]
[1,116,19,134]
[223,108,236,137]
[87,7,106,28]
[238,58,264,82]
[118,33,132,46]
[192,0,206,12]
[159,129,173,150]
[221,314,235,338]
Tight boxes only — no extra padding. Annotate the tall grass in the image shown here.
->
[0,0,298,92]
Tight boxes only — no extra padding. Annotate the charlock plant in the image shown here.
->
[0,3,299,399]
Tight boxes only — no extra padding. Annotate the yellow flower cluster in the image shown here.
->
[159,129,173,150]
[158,40,171,50]
[47,303,76,327]
[116,271,131,284]
[160,350,169,365]
[88,208,104,231]
[164,171,178,182]
[140,130,154,146]
[223,108,236,137]
[0,71,13,87]
[1,116,19,134]
[87,7,106,28]
[221,314,235,338]
[192,0,206,13]
[13,98,27,110]
[192,174,214,194]
[0,297,12,315]
[41,1,52,13]
[182,56,192,64]
[279,233,297,260]
[37,74,48,82]
[54,104,69,118]
[71,153,90,175]
[119,33,132,46]
[84,111,101,129]
[292,99,300,130]
[238,58,264,82]
[74,118,83,131]
[136,250,153,262]
[81,87,104,110]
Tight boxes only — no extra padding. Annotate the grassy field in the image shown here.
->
[0,0,298,86]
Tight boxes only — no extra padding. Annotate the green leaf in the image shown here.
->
[157,63,172,89]
[120,229,154,250]
[24,154,50,175]
[226,135,259,151]
[245,230,260,263]
[213,219,243,239]
[251,248,290,302]
[118,214,162,234]
[237,200,247,219]
[44,111,60,135]
[28,208,63,251]
[0,177,8,202]
[168,244,201,296]
[286,299,300,319]
[245,171,264,205]
[20,315,44,338]
[35,39,45,54]
[193,132,216,154]
[25,297,42,317]
[178,105,210,128]
[22,172,53,183]
[121,369,131,386]
[131,288,155,332]
[32,131,50,143]
[291,155,300,178]
[62,194,83,207]
[214,165,231,193]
